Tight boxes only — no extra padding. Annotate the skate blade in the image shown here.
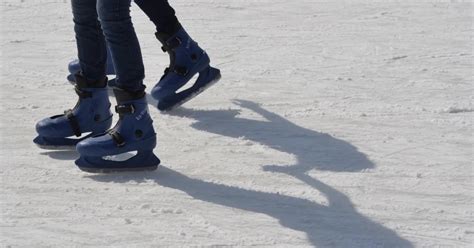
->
[35,144,76,150]
[33,135,83,150]
[160,73,222,112]
[75,151,160,174]
[78,165,158,174]
[102,151,138,162]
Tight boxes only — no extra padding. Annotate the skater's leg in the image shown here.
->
[75,0,159,172]
[67,0,221,108]
[66,0,113,83]
[34,0,113,148]
[67,0,181,85]
[97,0,145,93]
[134,0,181,34]
[72,0,107,81]
[67,46,115,83]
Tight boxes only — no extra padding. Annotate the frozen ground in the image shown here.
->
[1,0,473,247]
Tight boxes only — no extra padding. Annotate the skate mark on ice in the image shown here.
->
[443,106,474,114]
[88,100,413,247]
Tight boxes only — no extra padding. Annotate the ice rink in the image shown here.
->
[1,0,472,247]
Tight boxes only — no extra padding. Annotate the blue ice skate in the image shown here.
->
[34,74,113,149]
[75,88,160,173]
[67,48,116,84]
[151,27,221,111]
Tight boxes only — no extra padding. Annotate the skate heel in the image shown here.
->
[196,66,221,87]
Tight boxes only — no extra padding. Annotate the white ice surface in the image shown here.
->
[1,1,473,247]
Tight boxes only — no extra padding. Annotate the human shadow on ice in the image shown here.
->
[170,99,374,173]
[88,100,412,247]
[89,169,412,247]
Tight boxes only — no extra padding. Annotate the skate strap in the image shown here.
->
[75,73,108,88]
[115,104,135,115]
[173,66,189,76]
[108,130,125,147]
[161,37,181,52]
[162,66,188,77]
[74,87,92,98]
[64,109,81,137]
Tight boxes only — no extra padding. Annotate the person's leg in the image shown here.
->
[67,46,115,83]
[34,0,113,148]
[75,0,160,172]
[67,0,178,83]
[147,1,221,110]
[97,0,145,93]
[134,0,181,34]
[65,0,220,111]
[73,0,108,81]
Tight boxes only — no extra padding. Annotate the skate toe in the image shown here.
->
[151,84,177,100]
[33,135,50,146]
[67,74,76,83]
[68,59,81,75]
[35,117,69,137]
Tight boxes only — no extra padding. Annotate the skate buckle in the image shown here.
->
[64,109,82,137]
[161,37,182,52]
[115,104,135,115]
[108,130,126,147]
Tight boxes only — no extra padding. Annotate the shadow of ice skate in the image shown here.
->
[40,150,79,160]
[86,100,413,247]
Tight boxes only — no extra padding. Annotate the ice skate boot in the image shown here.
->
[75,88,160,173]
[67,48,116,84]
[34,74,113,149]
[151,26,221,111]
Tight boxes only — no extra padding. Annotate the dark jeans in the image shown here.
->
[72,0,145,92]
[134,0,180,34]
